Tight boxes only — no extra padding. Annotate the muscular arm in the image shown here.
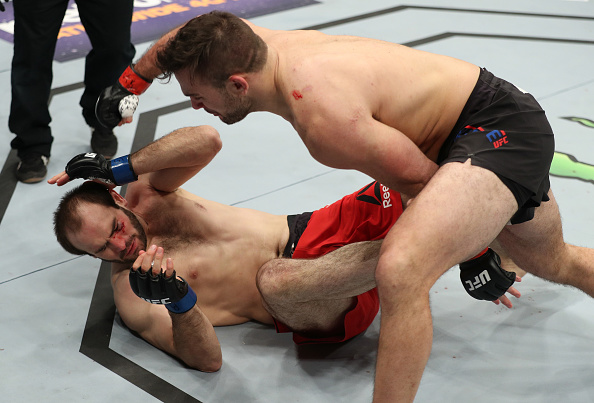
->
[49,125,222,190]
[295,96,438,199]
[132,25,183,80]
[112,263,222,372]
[169,308,221,372]
[130,126,222,192]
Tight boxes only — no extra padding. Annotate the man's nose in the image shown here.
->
[109,235,127,252]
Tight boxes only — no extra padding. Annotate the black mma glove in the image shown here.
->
[65,152,137,186]
[129,268,197,314]
[95,64,152,129]
[459,248,516,301]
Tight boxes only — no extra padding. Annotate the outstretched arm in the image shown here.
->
[48,125,222,192]
[113,245,222,372]
[96,24,185,127]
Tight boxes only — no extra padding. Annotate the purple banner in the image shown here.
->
[0,0,319,62]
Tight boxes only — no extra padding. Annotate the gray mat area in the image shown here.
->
[1,1,594,402]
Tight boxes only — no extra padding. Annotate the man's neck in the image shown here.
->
[249,46,293,121]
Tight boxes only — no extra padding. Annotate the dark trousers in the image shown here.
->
[9,0,136,158]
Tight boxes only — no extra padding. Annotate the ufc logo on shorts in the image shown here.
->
[464,269,491,291]
[492,136,508,148]
[485,130,508,148]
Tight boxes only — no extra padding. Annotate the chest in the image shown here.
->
[150,238,271,325]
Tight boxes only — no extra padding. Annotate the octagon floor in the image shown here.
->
[1,1,594,402]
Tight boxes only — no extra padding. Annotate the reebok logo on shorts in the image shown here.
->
[356,181,392,208]
[456,125,509,148]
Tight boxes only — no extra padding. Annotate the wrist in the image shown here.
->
[118,64,153,95]
[166,287,197,314]
[110,155,137,185]
[467,247,490,262]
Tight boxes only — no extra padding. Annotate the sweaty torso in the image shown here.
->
[251,24,480,162]
[113,183,289,326]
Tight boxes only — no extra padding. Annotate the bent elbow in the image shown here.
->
[183,348,223,372]
[193,357,222,373]
[203,125,223,155]
[203,360,223,373]
[191,125,223,165]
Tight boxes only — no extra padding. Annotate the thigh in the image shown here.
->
[76,0,135,114]
[271,297,356,335]
[496,190,567,279]
[13,0,68,62]
[276,290,379,344]
[76,0,134,46]
[382,159,519,280]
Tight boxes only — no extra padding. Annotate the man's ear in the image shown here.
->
[109,189,127,207]
[227,74,249,95]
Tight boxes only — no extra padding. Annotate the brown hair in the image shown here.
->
[155,11,268,87]
[53,182,117,255]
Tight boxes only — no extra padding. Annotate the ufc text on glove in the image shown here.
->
[459,248,516,301]
[129,267,197,314]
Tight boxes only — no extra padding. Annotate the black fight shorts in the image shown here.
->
[283,212,313,258]
[437,68,555,224]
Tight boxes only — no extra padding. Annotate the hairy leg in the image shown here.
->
[490,238,527,278]
[256,240,381,333]
[372,160,518,403]
[498,190,594,295]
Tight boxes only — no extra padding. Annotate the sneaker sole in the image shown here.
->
[18,175,47,184]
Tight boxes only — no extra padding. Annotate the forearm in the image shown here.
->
[133,25,183,80]
[169,306,222,372]
[129,126,222,176]
[95,26,184,129]
[396,159,438,199]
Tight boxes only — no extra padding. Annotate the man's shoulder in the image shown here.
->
[124,178,162,205]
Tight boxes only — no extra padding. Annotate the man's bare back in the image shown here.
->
[166,20,480,196]
[247,22,480,161]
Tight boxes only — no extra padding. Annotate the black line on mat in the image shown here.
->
[302,5,594,30]
[80,261,203,403]
[1,5,593,401]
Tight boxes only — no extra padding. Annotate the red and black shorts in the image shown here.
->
[273,181,403,345]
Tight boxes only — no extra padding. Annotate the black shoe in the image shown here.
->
[90,126,118,159]
[16,154,49,183]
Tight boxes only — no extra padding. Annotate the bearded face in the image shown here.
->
[219,87,253,125]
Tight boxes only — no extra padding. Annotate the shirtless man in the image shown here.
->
[49,125,403,372]
[92,11,590,402]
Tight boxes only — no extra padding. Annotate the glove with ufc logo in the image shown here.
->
[459,248,516,301]
[96,64,152,128]
[129,267,197,314]
[65,152,137,186]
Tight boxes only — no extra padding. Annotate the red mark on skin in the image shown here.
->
[292,90,303,100]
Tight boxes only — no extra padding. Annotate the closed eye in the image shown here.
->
[94,218,118,254]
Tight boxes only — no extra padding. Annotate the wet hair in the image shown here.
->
[155,11,268,88]
[53,182,117,255]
